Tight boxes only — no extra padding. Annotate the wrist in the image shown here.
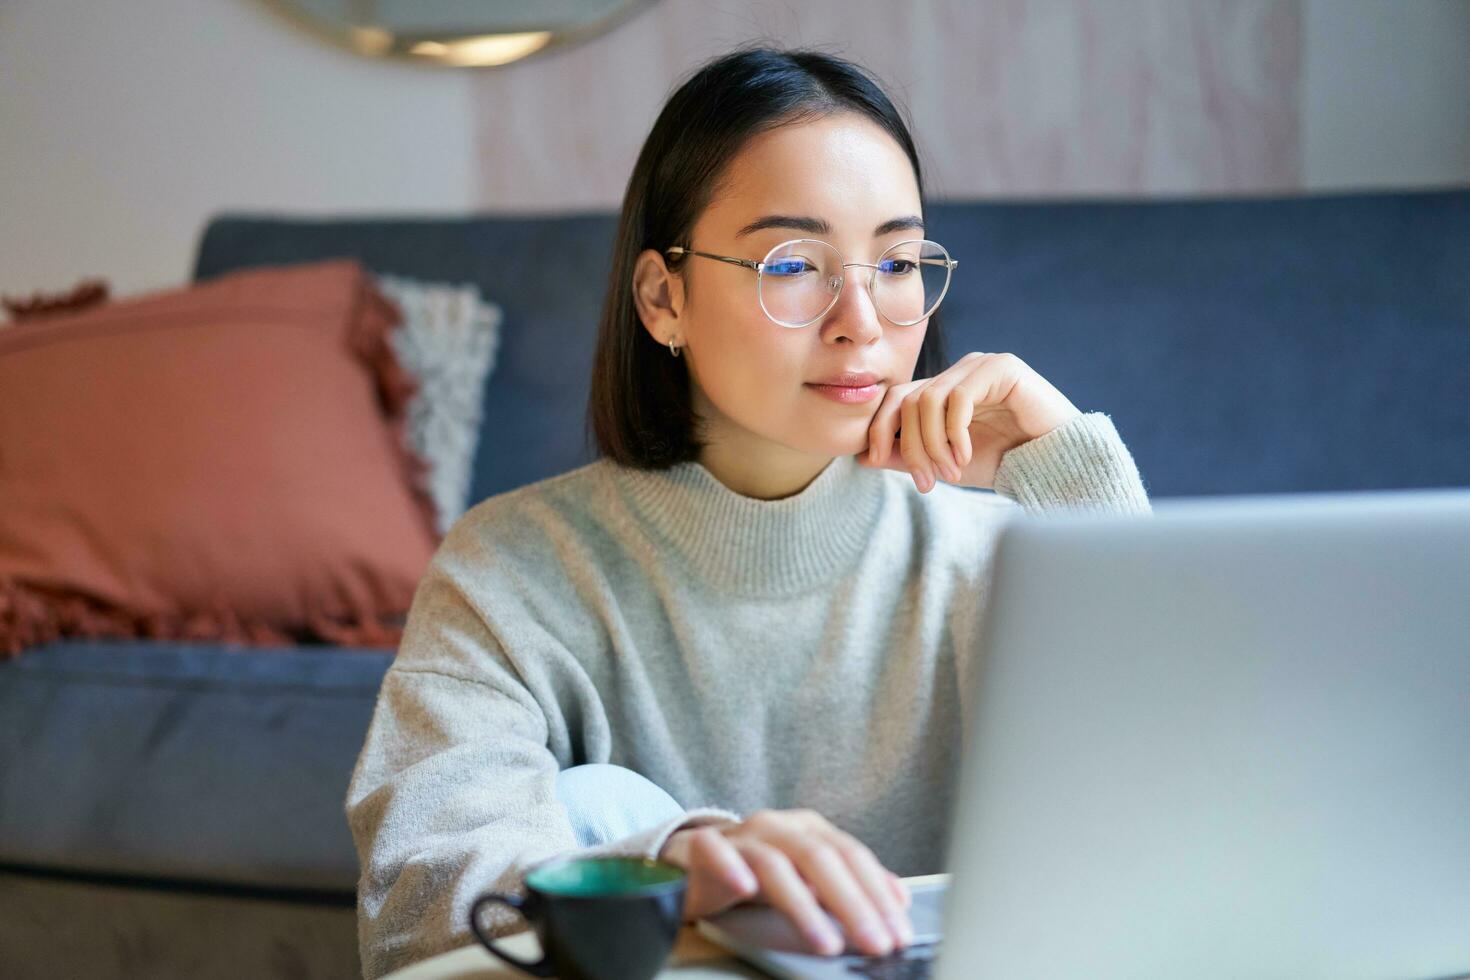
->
[657,811,741,862]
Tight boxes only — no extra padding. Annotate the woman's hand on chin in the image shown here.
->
[858,352,1082,493]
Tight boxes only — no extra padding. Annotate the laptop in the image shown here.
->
[697,487,1470,979]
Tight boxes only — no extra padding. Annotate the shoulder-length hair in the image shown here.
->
[587,46,949,470]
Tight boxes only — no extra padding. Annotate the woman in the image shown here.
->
[347,46,1150,978]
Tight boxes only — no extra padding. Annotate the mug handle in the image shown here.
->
[468,893,555,977]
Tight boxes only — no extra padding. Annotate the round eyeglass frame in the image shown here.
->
[664,237,958,328]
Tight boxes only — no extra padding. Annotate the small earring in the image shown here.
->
[668,337,682,358]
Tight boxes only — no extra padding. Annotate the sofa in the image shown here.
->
[2,188,1467,979]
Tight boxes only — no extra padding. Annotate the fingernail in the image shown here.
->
[888,913,913,946]
[857,920,893,955]
[808,924,843,956]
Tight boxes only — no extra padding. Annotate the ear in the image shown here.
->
[632,249,685,348]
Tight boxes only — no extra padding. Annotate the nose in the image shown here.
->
[820,269,883,346]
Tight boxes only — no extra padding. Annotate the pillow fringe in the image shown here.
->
[0,577,404,659]
[352,273,445,547]
[2,278,111,323]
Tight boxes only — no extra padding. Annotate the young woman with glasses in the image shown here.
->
[348,47,1151,978]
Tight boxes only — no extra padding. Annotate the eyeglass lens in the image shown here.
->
[759,239,951,327]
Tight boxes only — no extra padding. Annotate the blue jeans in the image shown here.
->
[554,763,686,848]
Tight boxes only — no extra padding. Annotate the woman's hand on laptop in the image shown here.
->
[860,351,1081,493]
[658,807,913,957]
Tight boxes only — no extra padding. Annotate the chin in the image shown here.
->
[746,404,875,461]
[792,427,873,462]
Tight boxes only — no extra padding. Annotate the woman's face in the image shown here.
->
[657,112,929,469]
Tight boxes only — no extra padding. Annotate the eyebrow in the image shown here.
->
[734,214,925,238]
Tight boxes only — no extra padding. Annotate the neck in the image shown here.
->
[696,441,834,501]
[691,388,837,500]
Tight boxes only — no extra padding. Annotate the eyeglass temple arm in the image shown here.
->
[666,246,956,271]
[664,247,762,272]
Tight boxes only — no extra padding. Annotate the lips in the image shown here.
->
[804,373,884,404]
[806,371,881,388]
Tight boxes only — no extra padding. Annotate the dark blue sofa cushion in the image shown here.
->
[0,640,391,894]
[927,192,1470,497]
[193,190,1470,502]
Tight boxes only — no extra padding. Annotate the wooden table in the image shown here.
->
[384,874,951,979]
[383,926,765,979]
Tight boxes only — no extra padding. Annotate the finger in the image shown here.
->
[917,384,962,483]
[954,352,1024,416]
[864,436,906,473]
[910,353,990,474]
[863,385,903,468]
[888,872,912,910]
[682,827,759,920]
[820,830,913,946]
[863,432,917,475]
[768,831,897,957]
[945,384,975,468]
[737,840,846,957]
[866,381,921,468]
[899,393,933,492]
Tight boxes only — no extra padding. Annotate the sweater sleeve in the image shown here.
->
[345,548,740,979]
[991,411,1152,515]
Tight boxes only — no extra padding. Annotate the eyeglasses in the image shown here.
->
[664,238,958,329]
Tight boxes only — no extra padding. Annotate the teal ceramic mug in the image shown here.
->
[469,856,688,980]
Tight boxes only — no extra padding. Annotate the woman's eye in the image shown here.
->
[766,259,815,277]
[879,258,917,275]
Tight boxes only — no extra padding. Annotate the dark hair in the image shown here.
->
[587,46,949,469]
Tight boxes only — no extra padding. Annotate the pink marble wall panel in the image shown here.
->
[470,0,1301,208]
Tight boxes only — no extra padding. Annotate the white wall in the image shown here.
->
[1302,0,1470,189]
[0,0,476,309]
[2,0,1468,319]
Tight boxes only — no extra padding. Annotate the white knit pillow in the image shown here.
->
[374,274,502,536]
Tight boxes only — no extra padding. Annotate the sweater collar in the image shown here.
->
[606,453,888,597]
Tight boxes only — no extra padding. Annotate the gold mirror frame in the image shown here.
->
[257,0,661,68]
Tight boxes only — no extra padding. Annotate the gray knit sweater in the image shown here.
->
[346,411,1152,978]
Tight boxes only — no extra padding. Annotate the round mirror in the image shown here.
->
[259,0,660,68]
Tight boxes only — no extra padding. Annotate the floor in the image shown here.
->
[0,868,360,979]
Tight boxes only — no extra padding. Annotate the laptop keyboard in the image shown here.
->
[843,940,940,978]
